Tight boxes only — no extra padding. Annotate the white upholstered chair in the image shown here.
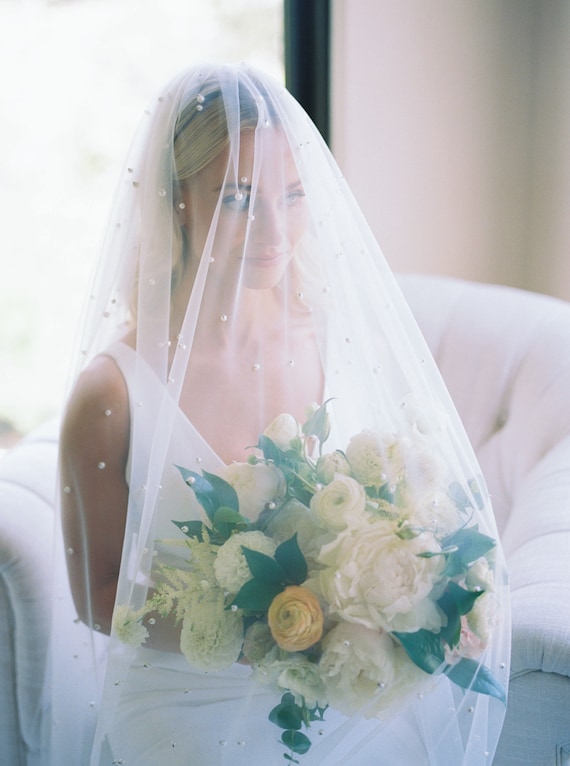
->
[1,274,569,765]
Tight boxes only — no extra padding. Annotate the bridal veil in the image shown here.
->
[43,63,510,765]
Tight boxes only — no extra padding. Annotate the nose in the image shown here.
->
[252,200,284,248]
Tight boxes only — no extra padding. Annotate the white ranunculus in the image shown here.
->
[315,451,351,485]
[264,499,322,564]
[214,530,276,593]
[222,461,287,521]
[263,413,301,450]
[310,474,367,532]
[345,430,405,489]
[318,521,446,633]
[112,604,149,647]
[180,595,243,672]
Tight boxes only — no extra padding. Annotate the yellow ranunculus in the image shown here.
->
[267,586,324,652]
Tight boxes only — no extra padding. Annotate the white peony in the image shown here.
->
[318,520,446,633]
[310,474,368,532]
[263,413,301,450]
[320,622,432,719]
[180,595,243,672]
[222,461,287,521]
[214,530,276,593]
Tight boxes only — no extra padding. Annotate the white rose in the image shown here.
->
[214,530,276,593]
[222,461,287,521]
[310,475,367,532]
[315,451,351,485]
[263,413,301,450]
[180,595,243,671]
[345,430,405,489]
[318,521,445,633]
[264,499,322,564]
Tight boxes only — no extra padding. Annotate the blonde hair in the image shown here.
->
[169,73,275,289]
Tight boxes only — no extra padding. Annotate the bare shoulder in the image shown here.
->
[61,355,130,471]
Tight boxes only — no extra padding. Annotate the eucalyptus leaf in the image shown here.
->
[230,577,283,612]
[394,629,445,674]
[274,534,308,585]
[242,547,287,584]
[282,729,312,755]
[269,696,303,730]
[445,658,507,703]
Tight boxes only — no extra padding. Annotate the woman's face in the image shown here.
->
[180,129,308,290]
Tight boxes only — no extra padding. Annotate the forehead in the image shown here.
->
[191,128,300,191]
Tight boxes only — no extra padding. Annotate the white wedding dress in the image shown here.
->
[92,342,493,766]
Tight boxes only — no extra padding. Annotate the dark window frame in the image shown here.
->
[284,0,331,145]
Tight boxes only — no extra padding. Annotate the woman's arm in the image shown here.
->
[60,355,130,634]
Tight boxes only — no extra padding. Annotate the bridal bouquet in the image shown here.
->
[114,401,505,761]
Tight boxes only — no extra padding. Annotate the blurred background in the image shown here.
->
[1,0,569,446]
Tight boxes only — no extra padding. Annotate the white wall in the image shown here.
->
[331,0,570,300]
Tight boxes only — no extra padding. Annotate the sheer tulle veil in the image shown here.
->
[42,63,510,765]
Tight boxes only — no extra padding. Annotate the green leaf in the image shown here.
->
[257,434,282,463]
[394,629,445,674]
[443,526,496,577]
[282,729,312,755]
[437,582,483,647]
[269,696,303,730]
[213,506,249,526]
[445,658,507,704]
[230,578,283,612]
[175,466,218,523]
[172,520,205,541]
[302,399,333,445]
[449,478,486,512]
[274,534,308,585]
[202,470,239,512]
[242,547,288,584]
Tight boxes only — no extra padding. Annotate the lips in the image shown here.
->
[244,251,287,266]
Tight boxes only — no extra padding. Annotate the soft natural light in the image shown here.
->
[0,0,283,446]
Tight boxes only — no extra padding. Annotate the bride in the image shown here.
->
[48,64,510,765]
